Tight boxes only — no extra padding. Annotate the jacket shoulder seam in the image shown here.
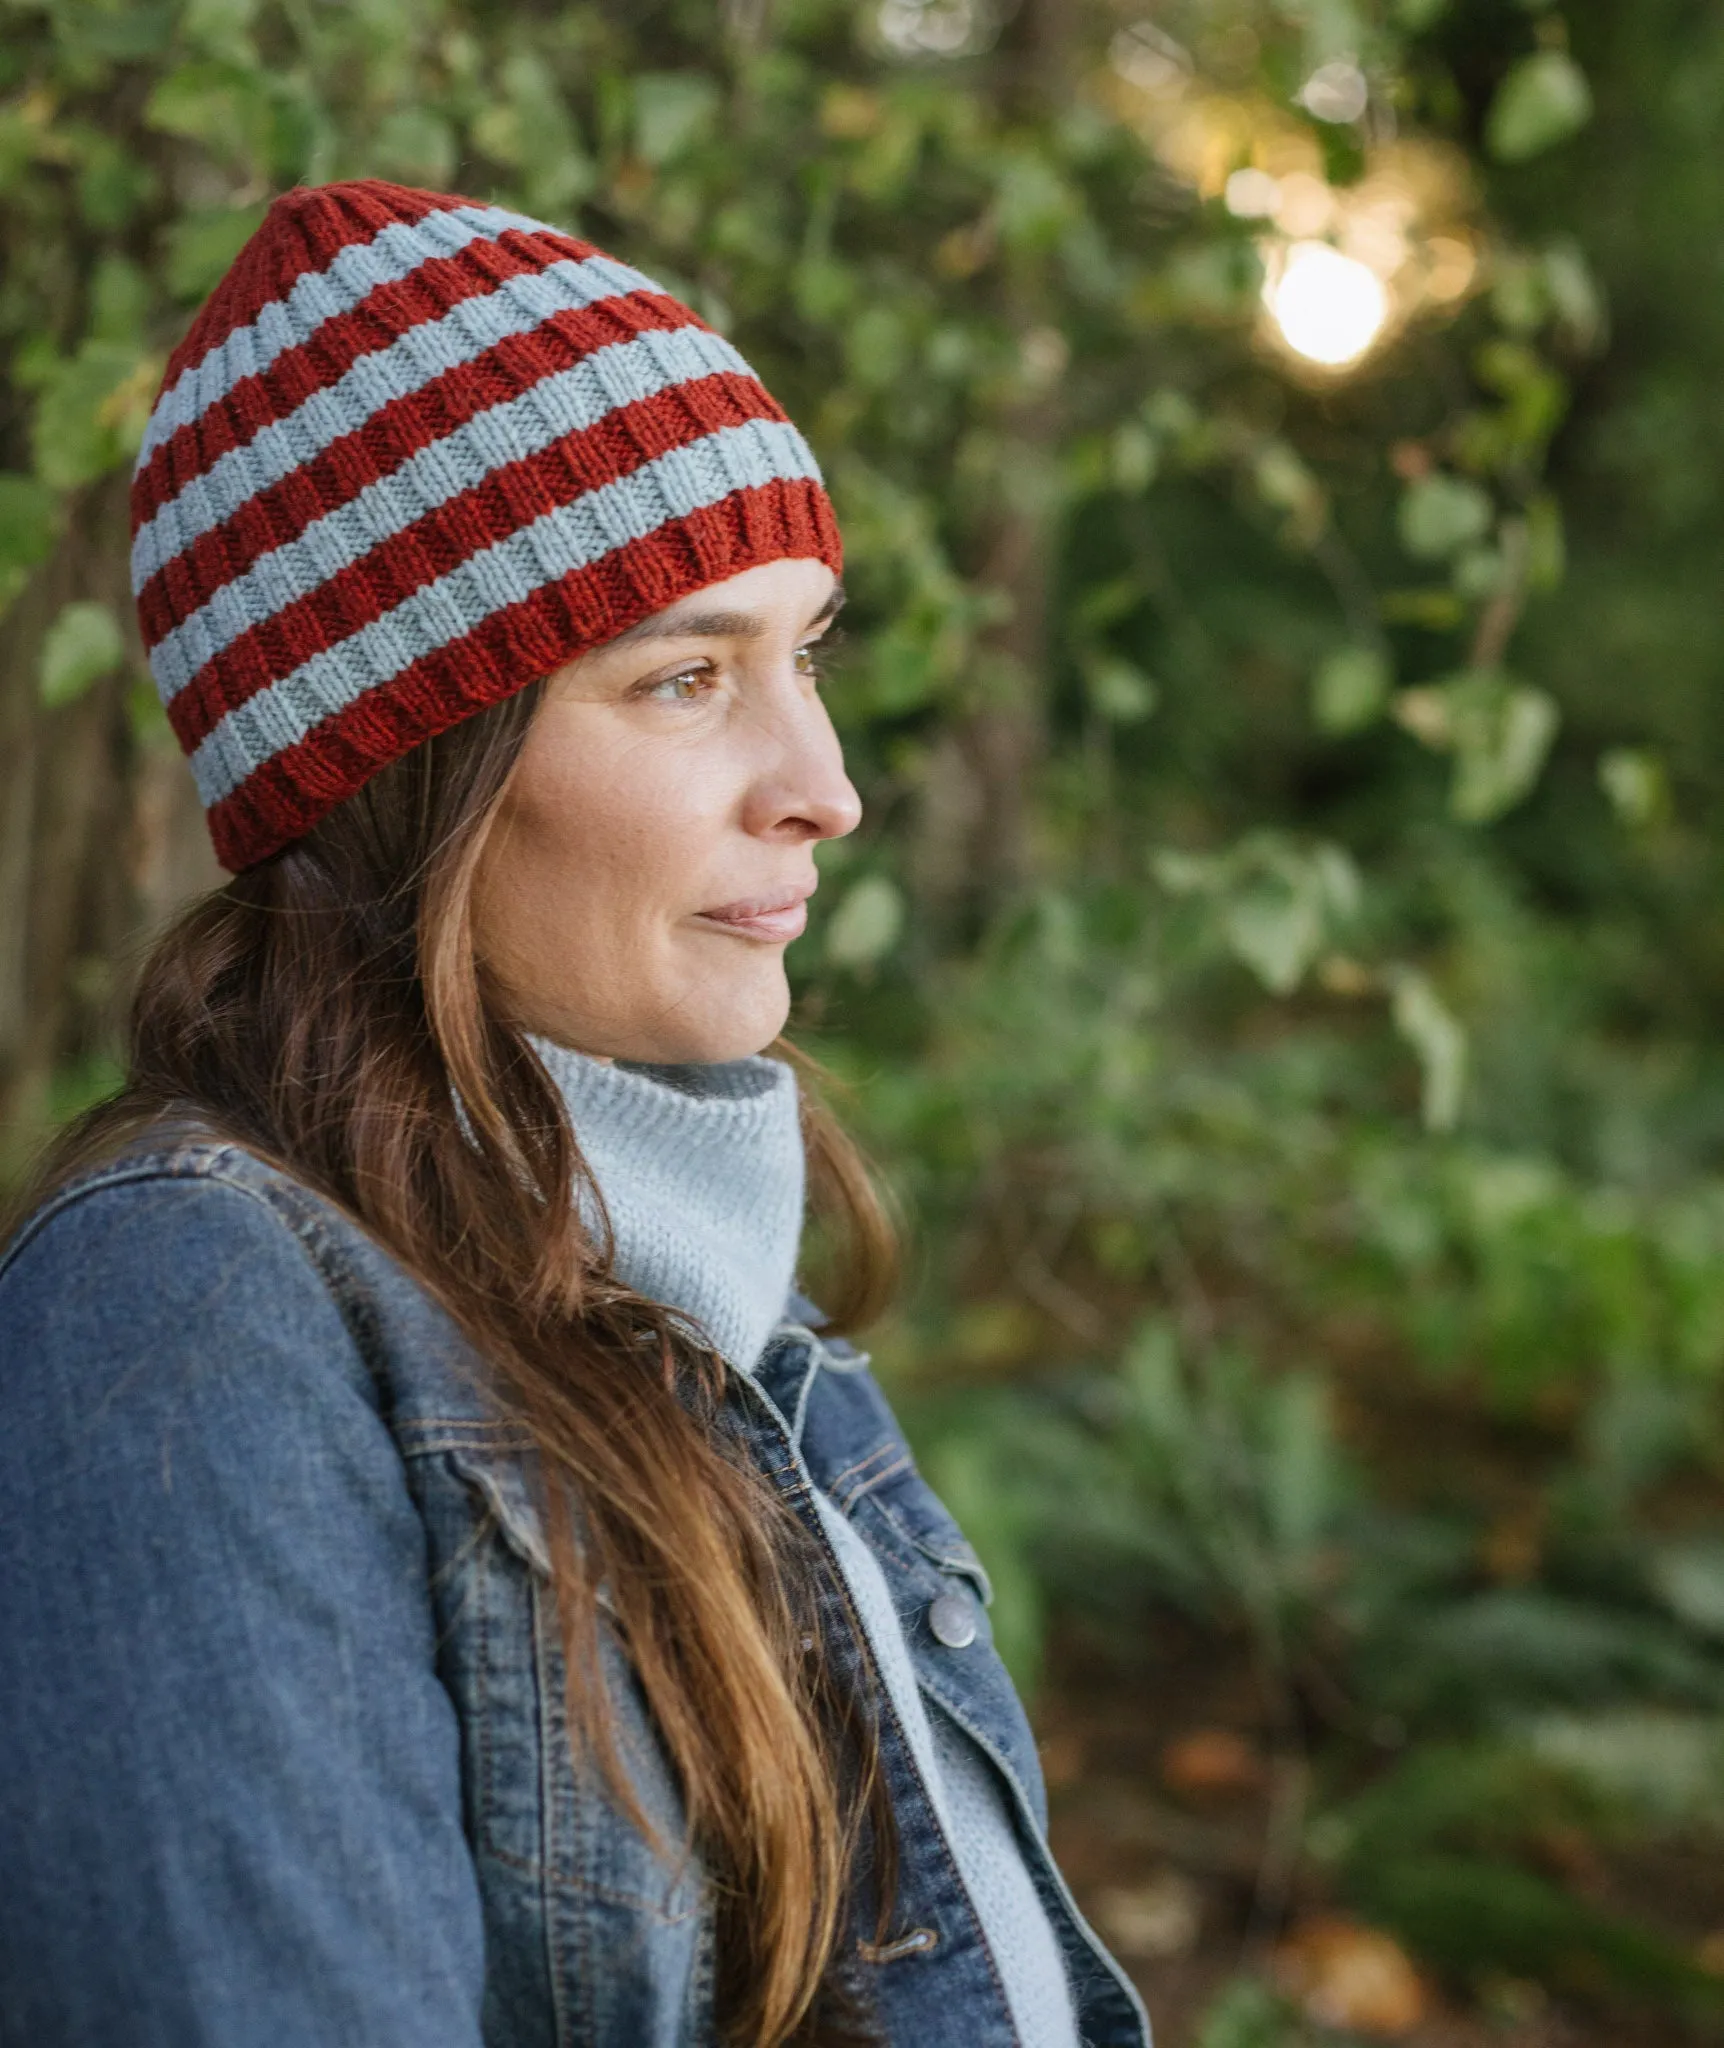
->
[1,1144,361,1312]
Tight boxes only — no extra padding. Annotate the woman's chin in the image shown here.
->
[625,960,792,1066]
[682,966,793,1063]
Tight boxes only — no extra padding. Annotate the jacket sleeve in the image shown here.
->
[0,1173,487,2048]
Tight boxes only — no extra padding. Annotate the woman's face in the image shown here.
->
[472,556,860,1063]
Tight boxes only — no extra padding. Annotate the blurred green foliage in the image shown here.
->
[5,0,1724,2035]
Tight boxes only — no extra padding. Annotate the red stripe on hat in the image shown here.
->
[203,476,844,870]
[154,183,465,417]
[136,293,721,648]
[166,372,790,756]
[134,221,636,531]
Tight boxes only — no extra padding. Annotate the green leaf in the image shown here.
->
[1224,873,1327,995]
[824,874,904,971]
[1542,239,1606,350]
[632,72,720,166]
[1191,1976,1306,2048]
[127,673,172,745]
[88,254,149,341]
[1453,544,1507,602]
[1379,587,1466,630]
[1390,967,1466,1131]
[372,106,457,189]
[144,60,267,165]
[1397,671,1560,820]
[1358,1849,1723,2005]
[1253,441,1322,518]
[1163,238,1263,317]
[1523,1709,1724,1832]
[1084,655,1158,723]
[1473,340,1569,453]
[32,339,159,488]
[471,50,594,216]
[1312,644,1391,734]
[1108,421,1158,493]
[1524,493,1567,591]
[1397,473,1493,561]
[47,1051,127,1127]
[1220,839,1360,994]
[39,599,125,707]
[0,472,59,576]
[179,0,261,61]
[1155,836,1360,994]
[165,202,267,302]
[1486,51,1593,164]
[993,150,1073,252]
[1599,747,1669,829]
[1313,842,1363,920]
[844,303,911,390]
[1649,1543,1724,1643]
[77,133,155,230]
[1448,674,1560,822]
[857,620,940,715]
[1261,1374,1337,1561]
[1152,847,1220,896]
[48,3,174,68]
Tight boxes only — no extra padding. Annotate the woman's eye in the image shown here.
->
[639,643,827,701]
[645,667,710,703]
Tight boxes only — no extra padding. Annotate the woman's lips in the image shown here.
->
[693,882,815,944]
[695,904,808,943]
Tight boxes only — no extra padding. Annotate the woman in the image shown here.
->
[0,181,1148,2048]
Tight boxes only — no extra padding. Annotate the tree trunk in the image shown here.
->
[913,0,1078,924]
[0,473,218,1170]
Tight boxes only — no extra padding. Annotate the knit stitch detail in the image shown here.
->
[131,244,664,571]
[531,1039,806,1375]
[135,312,743,644]
[161,375,795,747]
[201,475,837,869]
[131,178,842,871]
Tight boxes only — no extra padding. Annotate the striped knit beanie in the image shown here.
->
[131,179,841,871]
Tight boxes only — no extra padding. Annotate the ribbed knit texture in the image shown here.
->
[531,1040,805,1373]
[130,180,842,871]
[537,1041,1080,2047]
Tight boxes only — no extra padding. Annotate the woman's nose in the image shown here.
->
[745,685,863,843]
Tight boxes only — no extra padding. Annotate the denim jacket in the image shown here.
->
[0,1136,1150,2047]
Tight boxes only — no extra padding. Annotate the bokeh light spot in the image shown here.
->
[1264,241,1392,367]
[1224,167,1280,219]
[1299,59,1370,125]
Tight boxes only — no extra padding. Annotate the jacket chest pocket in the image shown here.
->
[822,1435,1052,1832]
[408,1435,711,1930]
[837,1456,998,1656]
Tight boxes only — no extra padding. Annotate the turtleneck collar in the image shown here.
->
[529,1038,806,1374]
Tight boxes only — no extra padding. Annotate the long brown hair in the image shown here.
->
[20,682,900,2046]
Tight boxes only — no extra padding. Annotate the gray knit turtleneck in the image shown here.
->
[529,1038,805,1373]
[533,1038,1081,2048]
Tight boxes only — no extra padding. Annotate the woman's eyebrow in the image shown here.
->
[611,582,846,649]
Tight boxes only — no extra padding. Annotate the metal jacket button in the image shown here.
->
[927,1589,977,1649]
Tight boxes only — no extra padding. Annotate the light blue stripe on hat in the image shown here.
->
[132,249,664,593]
[147,325,754,702]
[137,202,564,466]
[190,416,823,808]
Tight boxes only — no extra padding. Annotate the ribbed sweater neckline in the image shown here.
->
[529,1037,806,1374]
